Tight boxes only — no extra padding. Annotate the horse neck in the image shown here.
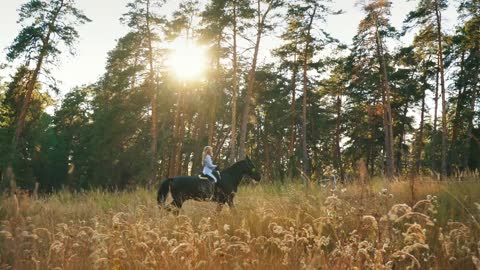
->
[222,162,246,187]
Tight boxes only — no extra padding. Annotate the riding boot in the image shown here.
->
[209,182,215,200]
[213,170,221,182]
[201,174,216,200]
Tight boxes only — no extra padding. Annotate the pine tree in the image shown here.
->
[404,0,449,177]
[122,0,166,184]
[238,0,282,160]
[277,0,338,182]
[5,0,90,191]
[458,0,480,169]
[166,0,201,176]
[356,0,396,178]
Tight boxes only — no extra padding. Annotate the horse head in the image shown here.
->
[242,156,261,182]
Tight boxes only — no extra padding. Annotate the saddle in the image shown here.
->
[197,171,221,182]
[198,174,210,181]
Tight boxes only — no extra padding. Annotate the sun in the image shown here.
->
[168,39,207,81]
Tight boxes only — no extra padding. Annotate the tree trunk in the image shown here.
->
[213,122,229,161]
[368,100,376,176]
[374,17,395,179]
[183,119,194,175]
[5,167,16,195]
[432,57,440,173]
[265,141,272,182]
[334,92,345,182]
[396,102,408,174]
[288,57,298,179]
[262,111,272,182]
[182,151,190,176]
[415,65,427,175]
[301,45,309,182]
[229,0,238,164]
[300,5,317,183]
[192,112,203,174]
[450,51,466,170]
[209,36,223,148]
[464,43,479,169]
[174,93,186,176]
[435,1,448,178]
[14,56,45,146]
[146,0,158,185]
[207,94,217,146]
[238,0,274,160]
[380,90,390,176]
[159,150,168,178]
[169,91,182,177]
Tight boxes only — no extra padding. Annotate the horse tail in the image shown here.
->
[157,178,173,206]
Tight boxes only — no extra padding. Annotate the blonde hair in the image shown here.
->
[202,146,213,166]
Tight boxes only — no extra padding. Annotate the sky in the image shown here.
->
[0,0,458,98]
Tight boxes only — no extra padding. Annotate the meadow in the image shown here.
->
[0,177,479,270]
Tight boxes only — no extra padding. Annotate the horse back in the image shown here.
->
[171,175,199,185]
[170,175,207,195]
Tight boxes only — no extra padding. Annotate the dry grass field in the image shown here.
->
[1,177,479,269]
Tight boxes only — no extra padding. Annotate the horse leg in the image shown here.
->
[214,192,226,213]
[170,195,183,215]
[216,203,224,213]
[227,199,235,209]
[227,193,236,213]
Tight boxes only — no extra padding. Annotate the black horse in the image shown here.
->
[157,157,261,212]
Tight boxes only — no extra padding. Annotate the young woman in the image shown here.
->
[202,146,218,183]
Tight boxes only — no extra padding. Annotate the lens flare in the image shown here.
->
[168,39,206,80]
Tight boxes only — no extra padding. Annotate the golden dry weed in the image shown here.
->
[0,179,479,269]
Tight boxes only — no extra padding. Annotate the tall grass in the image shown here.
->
[0,178,479,269]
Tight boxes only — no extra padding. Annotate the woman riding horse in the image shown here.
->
[157,157,261,212]
[201,146,220,183]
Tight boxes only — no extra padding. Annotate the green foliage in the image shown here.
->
[7,0,90,62]
[2,0,480,191]
[0,67,54,189]
[342,1,397,174]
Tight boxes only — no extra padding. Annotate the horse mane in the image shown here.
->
[223,159,246,175]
